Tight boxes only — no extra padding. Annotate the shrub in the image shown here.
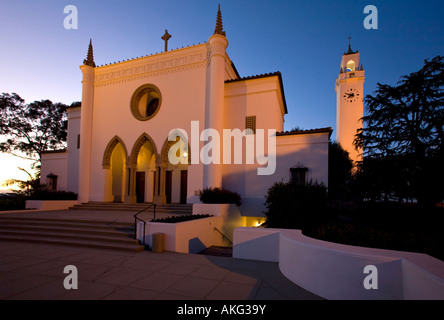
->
[29,190,78,200]
[264,180,328,229]
[198,187,241,206]
[0,193,26,211]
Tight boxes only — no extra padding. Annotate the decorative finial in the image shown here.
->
[83,39,96,67]
[214,4,226,36]
[161,29,172,52]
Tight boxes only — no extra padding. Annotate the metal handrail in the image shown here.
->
[134,203,157,245]
[213,227,233,245]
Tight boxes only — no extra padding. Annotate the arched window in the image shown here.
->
[346,60,355,72]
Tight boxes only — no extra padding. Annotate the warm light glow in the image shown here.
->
[183,152,188,158]
[346,60,355,72]
[255,219,265,227]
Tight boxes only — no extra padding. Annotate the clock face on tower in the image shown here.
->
[343,88,360,103]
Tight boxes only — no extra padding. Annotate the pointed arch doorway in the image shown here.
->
[102,136,128,203]
[128,133,158,203]
[159,134,190,204]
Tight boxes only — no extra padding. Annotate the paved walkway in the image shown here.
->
[0,209,322,300]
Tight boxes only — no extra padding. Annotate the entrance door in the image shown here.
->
[136,171,145,203]
[165,170,172,204]
[180,170,187,204]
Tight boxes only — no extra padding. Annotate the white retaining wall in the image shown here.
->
[138,216,227,253]
[233,227,444,300]
[25,200,79,211]
[137,203,246,254]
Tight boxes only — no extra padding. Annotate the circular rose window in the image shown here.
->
[130,84,162,121]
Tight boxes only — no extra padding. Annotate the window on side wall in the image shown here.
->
[47,173,58,191]
[290,167,308,185]
[245,116,256,135]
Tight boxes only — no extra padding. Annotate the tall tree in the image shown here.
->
[0,93,77,175]
[354,56,444,206]
[328,141,353,201]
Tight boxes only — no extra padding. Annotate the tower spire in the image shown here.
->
[213,4,226,36]
[83,39,96,67]
[345,36,356,55]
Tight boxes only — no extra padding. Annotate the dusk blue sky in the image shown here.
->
[0,0,443,188]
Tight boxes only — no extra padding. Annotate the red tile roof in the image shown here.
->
[276,127,333,137]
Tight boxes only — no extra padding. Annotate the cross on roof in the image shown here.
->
[161,29,172,52]
[346,35,355,55]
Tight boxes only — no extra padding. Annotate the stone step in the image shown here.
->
[70,202,193,214]
[0,216,144,253]
[0,229,140,245]
[198,246,233,257]
[0,234,145,253]
[0,216,134,229]
[0,222,134,239]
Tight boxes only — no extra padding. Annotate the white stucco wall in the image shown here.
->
[224,76,285,134]
[40,151,68,191]
[88,45,210,202]
[139,216,226,253]
[221,129,330,217]
[275,131,329,185]
[66,107,80,194]
[65,39,329,208]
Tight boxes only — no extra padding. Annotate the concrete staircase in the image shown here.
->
[199,246,233,257]
[0,216,145,253]
[70,202,193,215]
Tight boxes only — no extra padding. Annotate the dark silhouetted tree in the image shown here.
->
[0,93,79,178]
[328,141,353,201]
[354,56,444,206]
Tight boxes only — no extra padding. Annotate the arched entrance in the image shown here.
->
[160,132,190,204]
[129,133,158,203]
[103,133,190,205]
[102,136,128,203]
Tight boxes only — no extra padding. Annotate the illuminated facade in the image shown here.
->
[41,6,331,217]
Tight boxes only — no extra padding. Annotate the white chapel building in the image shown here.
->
[40,7,364,218]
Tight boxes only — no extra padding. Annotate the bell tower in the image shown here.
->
[335,37,364,163]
